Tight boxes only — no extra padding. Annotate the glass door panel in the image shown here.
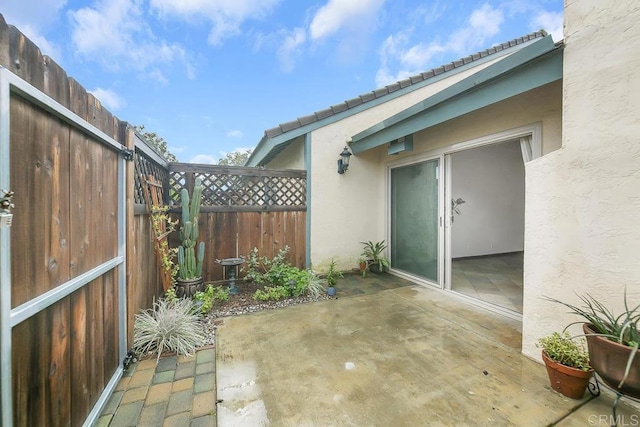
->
[390,159,440,283]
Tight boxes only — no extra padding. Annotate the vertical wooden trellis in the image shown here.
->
[140,175,174,292]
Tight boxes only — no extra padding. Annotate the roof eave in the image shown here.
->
[350,35,562,154]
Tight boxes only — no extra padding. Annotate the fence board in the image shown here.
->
[10,94,71,307]
[70,287,88,426]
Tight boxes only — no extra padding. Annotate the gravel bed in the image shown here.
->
[200,281,329,347]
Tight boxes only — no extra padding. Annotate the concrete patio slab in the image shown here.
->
[216,284,617,426]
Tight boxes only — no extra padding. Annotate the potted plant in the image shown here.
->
[360,240,390,274]
[546,292,640,398]
[536,332,593,399]
[358,257,367,277]
[326,259,342,297]
[175,177,206,298]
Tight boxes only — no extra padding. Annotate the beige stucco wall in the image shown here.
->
[265,135,305,170]
[307,45,558,272]
[308,54,519,271]
[522,0,640,360]
[399,81,562,158]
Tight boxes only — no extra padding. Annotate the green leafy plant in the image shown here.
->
[253,285,292,301]
[242,246,291,284]
[193,285,230,314]
[306,271,326,298]
[244,247,325,301]
[164,286,178,303]
[150,205,179,289]
[360,240,390,272]
[177,177,205,280]
[536,332,590,371]
[545,291,639,387]
[325,259,343,288]
[133,298,205,363]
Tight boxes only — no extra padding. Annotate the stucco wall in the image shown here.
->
[393,80,562,161]
[308,54,514,271]
[522,0,640,360]
[265,135,305,170]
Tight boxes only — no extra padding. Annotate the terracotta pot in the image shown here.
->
[359,261,367,271]
[583,323,640,398]
[541,351,593,399]
[175,277,204,298]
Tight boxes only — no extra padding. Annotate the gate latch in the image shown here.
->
[0,189,14,228]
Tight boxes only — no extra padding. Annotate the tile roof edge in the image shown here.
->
[254,30,549,156]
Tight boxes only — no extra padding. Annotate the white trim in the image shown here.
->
[386,154,445,289]
[386,123,542,169]
[385,124,537,321]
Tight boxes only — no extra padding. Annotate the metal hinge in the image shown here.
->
[0,189,14,228]
[119,147,135,161]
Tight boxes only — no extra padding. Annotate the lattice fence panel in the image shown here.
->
[168,164,306,210]
[134,150,170,205]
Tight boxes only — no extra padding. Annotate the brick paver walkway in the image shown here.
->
[98,347,217,427]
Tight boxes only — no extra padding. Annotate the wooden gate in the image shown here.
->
[0,68,129,426]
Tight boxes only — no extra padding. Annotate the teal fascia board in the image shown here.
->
[246,39,541,167]
[351,36,561,154]
[388,135,414,155]
[304,133,312,268]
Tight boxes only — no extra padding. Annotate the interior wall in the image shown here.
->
[451,140,525,258]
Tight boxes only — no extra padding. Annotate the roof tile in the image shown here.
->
[360,92,376,103]
[256,31,547,151]
[345,97,363,108]
[330,102,348,114]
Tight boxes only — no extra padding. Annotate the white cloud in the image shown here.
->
[149,0,281,46]
[277,27,306,72]
[18,24,63,62]
[190,154,218,164]
[226,130,244,138]
[376,3,505,87]
[186,62,197,80]
[89,87,125,110]
[2,0,67,62]
[531,10,563,42]
[68,0,185,73]
[147,69,169,85]
[309,0,386,40]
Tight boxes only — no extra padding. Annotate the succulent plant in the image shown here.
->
[177,177,205,279]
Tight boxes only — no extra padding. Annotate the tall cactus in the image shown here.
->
[178,177,205,279]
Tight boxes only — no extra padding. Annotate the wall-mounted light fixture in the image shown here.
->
[337,146,352,174]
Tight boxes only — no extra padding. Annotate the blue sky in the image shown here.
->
[1,0,562,163]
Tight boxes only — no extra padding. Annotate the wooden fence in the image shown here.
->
[1,16,128,427]
[1,13,307,426]
[135,162,307,283]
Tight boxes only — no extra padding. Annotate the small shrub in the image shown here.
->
[253,285,291,301]
[306,271,326,298]
[133,298,205,363]
[193,285,230,314]
[537,332,590,371]
[325,259,343,287]
[242,246,291,284]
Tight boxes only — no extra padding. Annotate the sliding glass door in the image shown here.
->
[390,159,440,283]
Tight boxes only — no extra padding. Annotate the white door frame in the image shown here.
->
[386,153,445,289]
[385,123,541,319]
